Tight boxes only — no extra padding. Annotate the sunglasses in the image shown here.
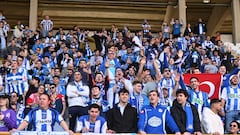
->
[50,86,55,89]
[230,124,237,127]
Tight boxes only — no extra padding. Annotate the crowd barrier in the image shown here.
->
[0,133,236,135]
[0,133,171,135]
[0,132,82,135]
[0,133,148,135]
[0,133,170,135]
[0,133,151,135]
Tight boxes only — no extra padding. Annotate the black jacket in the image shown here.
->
[194,22,207,35]
[106,103,138,133]
[184,27,192,36]
[170,99,201,133]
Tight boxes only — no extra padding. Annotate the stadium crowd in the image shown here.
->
[0,10,240,135]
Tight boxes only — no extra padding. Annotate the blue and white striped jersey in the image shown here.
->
[40,20,53,31]
[24,108,63,131]
[158,77,175,100]
[221,86,240,111]
[5,71,28,95]
[187,90,209,120]
[76,115,107,133]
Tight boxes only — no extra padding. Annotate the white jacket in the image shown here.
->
[201,107,224,134]
[67,81,89,107]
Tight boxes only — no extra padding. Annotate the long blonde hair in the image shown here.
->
[6,98,9,108]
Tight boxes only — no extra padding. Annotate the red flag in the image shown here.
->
[183,73,222,99]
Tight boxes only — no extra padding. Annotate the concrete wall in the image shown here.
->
[221,34,233,43]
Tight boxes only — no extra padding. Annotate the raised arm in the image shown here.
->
[137,57,146,79]
[153,59,162,82]
[172,73,180,97]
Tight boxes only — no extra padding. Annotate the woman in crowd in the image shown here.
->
[0,94,17,131]
[228,120,240,134]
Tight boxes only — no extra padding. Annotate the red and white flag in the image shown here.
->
[183,73,222,99]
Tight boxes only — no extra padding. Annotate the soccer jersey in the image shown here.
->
[76,115,107,133]
[221,86,240,111]
[158,78,175,93]
[138,104,179,134]
[158,77,175,102]
[5,71,28,95]
[40,20,53,32]
[24,108,63,131]
[188,90,209,120]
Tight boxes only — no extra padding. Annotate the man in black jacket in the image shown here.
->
[194,18,207,43]
[170,89,202,135]
[106,88,138,133]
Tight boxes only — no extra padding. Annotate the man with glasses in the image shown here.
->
[221,74,240,130]
[157,67,180,106]
[48,83,66,116]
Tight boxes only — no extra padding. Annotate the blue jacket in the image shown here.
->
[138,104,180,134]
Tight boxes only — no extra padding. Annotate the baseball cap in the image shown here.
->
[229,74,238,81]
